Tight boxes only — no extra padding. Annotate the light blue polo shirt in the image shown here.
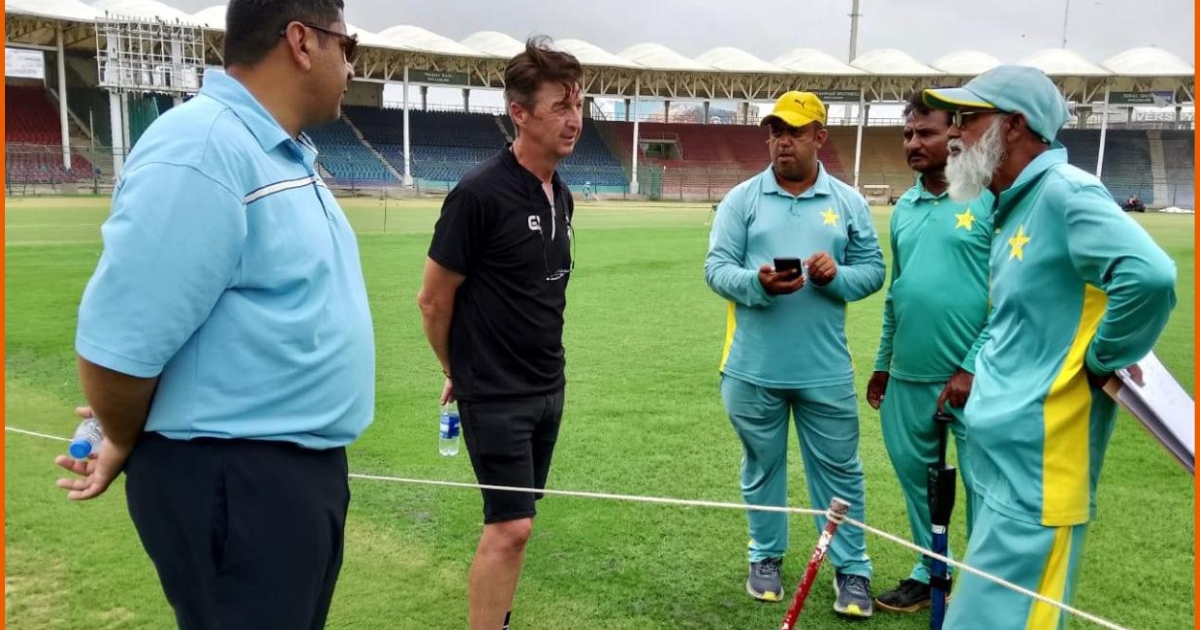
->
[705,163,885,388]
[75,69,375,449]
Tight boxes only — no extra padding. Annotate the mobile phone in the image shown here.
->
[774,257,802,276]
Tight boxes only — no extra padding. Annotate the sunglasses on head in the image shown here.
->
[279,21,359,63]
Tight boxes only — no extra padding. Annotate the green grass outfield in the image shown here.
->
[5,197,1194,629]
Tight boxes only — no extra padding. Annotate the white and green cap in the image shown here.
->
[923,65,1071,144]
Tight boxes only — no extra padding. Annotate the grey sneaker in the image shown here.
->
[746,557,784,602]
[833,572,874,618]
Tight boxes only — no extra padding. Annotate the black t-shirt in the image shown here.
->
[428,147,574,401]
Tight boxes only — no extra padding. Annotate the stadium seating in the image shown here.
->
[558,119,626,187]
[344,107,513,183]
[596,120,851,198]
[5,75,1187,205]
[825,126,913,192]
[1160,130,1195,208]
[1059,129,1153,205]
[5,85,94,184]
[306,117,398,184]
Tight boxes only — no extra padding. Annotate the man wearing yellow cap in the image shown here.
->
[704,91,885,617]
[923,65,1176,629]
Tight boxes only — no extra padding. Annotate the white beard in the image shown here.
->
[946,117,1006,202]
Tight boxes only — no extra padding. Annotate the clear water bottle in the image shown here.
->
[69,417,104,460]
[439,402,460,457]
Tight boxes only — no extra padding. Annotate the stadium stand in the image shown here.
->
[594,120,857,198]
[825,126,911,191]
[344,107,517,184]
[557,118,627,188]
[306,117,398,184]
[1058,129,1153,204]
[3,7,1191,204]
[6,84,94,185]
[1160,130,1195,208]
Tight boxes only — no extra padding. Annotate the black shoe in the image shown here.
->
[875,578,932,613]
[746,557,784,602]
[833,572,874,618]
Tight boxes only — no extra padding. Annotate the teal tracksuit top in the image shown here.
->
[964,148,1177,527]
[705,163,886,388]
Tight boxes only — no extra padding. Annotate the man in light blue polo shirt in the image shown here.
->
[705,91,885,617]
[54,0,373,627]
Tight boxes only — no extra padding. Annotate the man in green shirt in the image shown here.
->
[924,65,1176,629]
[868,91,991,614]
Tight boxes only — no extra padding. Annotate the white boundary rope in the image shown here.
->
[9,426,1131,630]
[7,426,71,442]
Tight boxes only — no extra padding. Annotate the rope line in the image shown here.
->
[9,425,1131,630]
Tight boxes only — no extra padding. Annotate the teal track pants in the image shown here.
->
[879,377,979,584]
[720,374,871,577]
[944,500,1089,630]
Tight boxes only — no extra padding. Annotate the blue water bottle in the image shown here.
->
[69,417,104,460]
[439,402,460,457]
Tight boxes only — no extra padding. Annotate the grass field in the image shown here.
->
[4,196,1194,630]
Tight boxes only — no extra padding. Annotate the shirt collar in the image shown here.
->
[760,161,833,199]
[994,147,1068,223]
[199,68,295,153]
[500,143,565,199]
[913,173,949,200]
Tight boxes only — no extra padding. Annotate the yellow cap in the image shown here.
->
[760,91,827,129]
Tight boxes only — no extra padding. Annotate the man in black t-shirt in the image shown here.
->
[417,36,582,630]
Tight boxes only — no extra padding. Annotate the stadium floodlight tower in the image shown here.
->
[95,11,204,177]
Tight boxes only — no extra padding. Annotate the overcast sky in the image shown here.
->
[155,0,1193,64]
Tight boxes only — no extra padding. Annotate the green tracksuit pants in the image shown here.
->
[721,374,872,577]
[879,377,979,584]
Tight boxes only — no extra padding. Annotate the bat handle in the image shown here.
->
[932,411,954,466]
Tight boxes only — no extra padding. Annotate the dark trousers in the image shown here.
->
[124,432,350,630]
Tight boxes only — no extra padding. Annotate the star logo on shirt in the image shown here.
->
[955,207,976,231]
[821,208,839,226]
[1008,225,1031,261]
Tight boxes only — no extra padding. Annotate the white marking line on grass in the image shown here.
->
[7,425,1131,630]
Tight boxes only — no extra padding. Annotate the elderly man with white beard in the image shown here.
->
[920,66,1177,629]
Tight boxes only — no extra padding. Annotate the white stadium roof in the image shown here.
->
[851,48,941,76]
[555,39,641,69]
[3,0,1193,102]
[190,3,224,28]
[1102,47,1195,77]
[460,31,525,59]
[1020,48,1111,76]
[616,43,713,72]
[375,25,478,57]
[694,47,784,73]
[771,48,865,76]
[92,0,192,22]
[931,50,1003,76]
[5,0,98,22]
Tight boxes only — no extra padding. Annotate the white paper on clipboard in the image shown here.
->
[1103,351,1195,475]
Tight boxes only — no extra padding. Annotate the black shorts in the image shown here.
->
[459,389,565,524]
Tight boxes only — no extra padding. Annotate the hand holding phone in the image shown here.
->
[773,257,803,278]
[759,257,806,295]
